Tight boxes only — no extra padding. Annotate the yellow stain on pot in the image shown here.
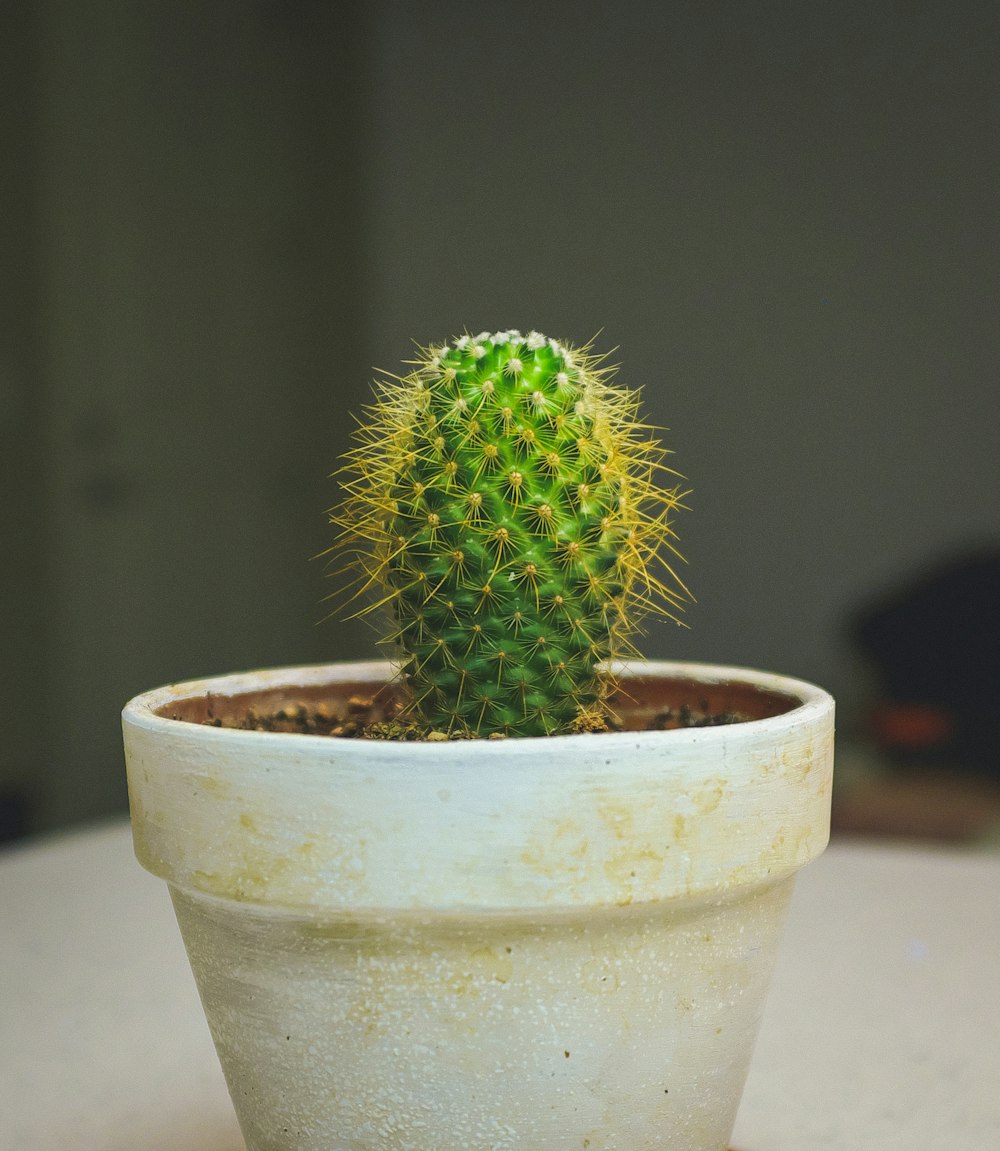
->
[124,661,833,915]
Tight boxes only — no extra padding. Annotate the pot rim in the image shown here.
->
[122,658,833,759]
[124,658,835,911]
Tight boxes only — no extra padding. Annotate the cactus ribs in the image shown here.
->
[331,330,689,738]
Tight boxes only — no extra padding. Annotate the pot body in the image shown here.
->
[123,660,834,1151]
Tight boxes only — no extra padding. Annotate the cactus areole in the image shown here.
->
[333,330,687,737]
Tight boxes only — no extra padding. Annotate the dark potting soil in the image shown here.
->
[199,695,751,740]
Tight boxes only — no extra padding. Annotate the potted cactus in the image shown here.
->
[123,330,834,1151]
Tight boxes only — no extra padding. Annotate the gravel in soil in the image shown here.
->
[203,696,750,739]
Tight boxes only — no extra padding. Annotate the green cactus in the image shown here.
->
[333,329,687,737]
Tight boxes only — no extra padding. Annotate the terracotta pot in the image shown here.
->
[123,659,834,1151]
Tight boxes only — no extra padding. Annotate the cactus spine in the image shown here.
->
[334,329,686,737]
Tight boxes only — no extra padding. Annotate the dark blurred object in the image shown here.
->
[0,788,29,846]
[853,549,1000,777]
[832,764,1000,843]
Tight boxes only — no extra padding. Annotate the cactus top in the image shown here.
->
[334,330,686,737]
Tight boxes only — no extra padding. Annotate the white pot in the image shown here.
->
[123,659,834,1151]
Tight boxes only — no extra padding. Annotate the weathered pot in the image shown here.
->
[123,659,834,1151]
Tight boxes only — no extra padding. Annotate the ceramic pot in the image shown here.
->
[123,659,834,1151]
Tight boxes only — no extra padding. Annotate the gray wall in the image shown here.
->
[5,1,998,836]
[359,0,1000,707]
[5,2,372,832]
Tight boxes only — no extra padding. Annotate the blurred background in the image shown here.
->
[3,0,998,844]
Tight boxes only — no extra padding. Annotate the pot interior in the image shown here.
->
[156,670,800,733]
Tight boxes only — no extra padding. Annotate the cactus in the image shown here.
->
[333,329,687,737]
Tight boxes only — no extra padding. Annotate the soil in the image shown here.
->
[161,669,796,736]
[198,693,752,740]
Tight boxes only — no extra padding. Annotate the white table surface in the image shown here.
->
[2,821,998,1151]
